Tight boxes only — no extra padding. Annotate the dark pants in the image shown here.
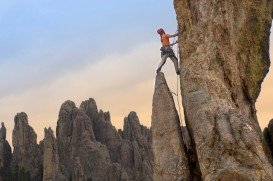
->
[157,46,180,74]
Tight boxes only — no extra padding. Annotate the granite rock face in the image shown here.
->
[11,112,42,180]
[80,99,122,163]
[263,119,273,164]
[46,99,153,180]
[0,123,12,169]
[120,112,153,181]
[0,123,6,141]
[181,126,201,181]
[5,99,153,181]
[56,100,112,180]
[151,73,190,180]
[106,163,129,181]
[81,98,154,181]
[173,0,273,180]
[43,127,65,181]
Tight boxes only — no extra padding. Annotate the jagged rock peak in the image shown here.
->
[0,122,6,140]
[14,112,28,125]
[79,98,99,121]
[5,98,153,180]
[98,110,111,122]
[56,99,112,180]
[79,99,154,180]
[152,72,190,180]
[123,112,151,142]
[263,119,273,163]
[119,112,153,180]
[45,127,54,136]
[12,112,42,180]
[0,122,11,169]
[58,100,77,118]
[43,127,65,181]
[126,112,140,125]
[56,99,96,141]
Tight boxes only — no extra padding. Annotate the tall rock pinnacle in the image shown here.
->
[121,112,153,180]
[0,123,6,140]
[43,127,65,181]
[174,1,273,180]
[11,112,42,180]
[56,100,112,180]
[80,98,154,180]
[0,122,11,169]
[151,72,190,180]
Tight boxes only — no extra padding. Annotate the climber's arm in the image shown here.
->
[169,40,179,46]
[169,31,182,38]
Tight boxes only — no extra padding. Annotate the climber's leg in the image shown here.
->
[157,55,168,73]
[170,56,180,75]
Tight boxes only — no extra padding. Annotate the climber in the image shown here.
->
[156,28,180,75]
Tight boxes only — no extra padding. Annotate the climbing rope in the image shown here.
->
[176,74,183,127]
[170,33,184,128]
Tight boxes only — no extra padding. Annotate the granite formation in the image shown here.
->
[11,113,42,180]
[155,0,273,180]
[151,73,190,181]
[0,123,12,169]
[43,127,65,181]
[2,100,153,181]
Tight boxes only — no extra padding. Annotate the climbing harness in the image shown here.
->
[160,46,176,57]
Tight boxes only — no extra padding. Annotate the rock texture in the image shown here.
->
[0,123,6,141]
[43,127,65,181]
[120,112,153,181]
[56,100,112,180]
[0,123,12,169]
[181,126,201,181]
[151,72,190,180]
[2,98,152,181]
[80,99,122,163]
[173,0,273,180]
[52,99,154,180]
[263,119,273,164]
[107,163,129,181]
[11,112,42,180]
[80,98,153,181]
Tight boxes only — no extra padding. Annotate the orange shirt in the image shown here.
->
[161,34,170,46]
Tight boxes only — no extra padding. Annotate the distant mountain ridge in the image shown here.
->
[0,98,153,181]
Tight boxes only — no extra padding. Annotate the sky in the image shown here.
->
[0,1,272,143]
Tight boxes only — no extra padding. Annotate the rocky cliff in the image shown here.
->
[152,73,190,180]
[0,122,12,179]
[43,127,65,181]
[11,112,43,180]
[1,1,273,181]
[0,98,153,181]
[56,100,112,180]
[0,123,11,169]
[152,1,273,181]
[263,120,273,164]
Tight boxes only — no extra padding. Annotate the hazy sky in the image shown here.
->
[0,1,272,143]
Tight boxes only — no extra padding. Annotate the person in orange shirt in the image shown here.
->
[156,28,180,75]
